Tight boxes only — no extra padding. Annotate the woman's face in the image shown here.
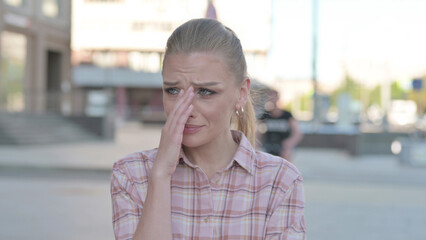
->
[162,52,249,148]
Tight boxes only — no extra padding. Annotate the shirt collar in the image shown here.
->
[230,130,256,175]
[178,130,256,175]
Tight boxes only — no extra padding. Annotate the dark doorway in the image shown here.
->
[46,50,62,112]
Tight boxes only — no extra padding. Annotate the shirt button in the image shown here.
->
[204,217,209,223]
[215,179,220,184]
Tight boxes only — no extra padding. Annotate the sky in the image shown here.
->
[269,0,426,90]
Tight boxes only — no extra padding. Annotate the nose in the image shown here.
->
[188,98,198,119]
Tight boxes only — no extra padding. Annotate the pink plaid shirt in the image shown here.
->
[111,131,306,239]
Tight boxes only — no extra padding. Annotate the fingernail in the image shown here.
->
[179,89,184,96]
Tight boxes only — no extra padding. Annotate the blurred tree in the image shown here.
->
[330,74,362,108]
[391,81,406,99]
[300,91,313,111]
[331,74,407,108]
[288,74,418,117]
[369,85,381,106]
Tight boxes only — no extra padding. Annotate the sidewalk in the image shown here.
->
[0,122,161,171]
[1,121,426,184]
[2,122,426,240]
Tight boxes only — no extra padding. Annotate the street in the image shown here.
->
[0,168,113,240]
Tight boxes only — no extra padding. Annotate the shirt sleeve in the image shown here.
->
[284,110,294,120]
[259,112,269,121]
[111,165,143,240]
[265,175,306,240]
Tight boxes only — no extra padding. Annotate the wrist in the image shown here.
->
[150,166,173,182]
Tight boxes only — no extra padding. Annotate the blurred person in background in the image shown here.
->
[258,90,304,162]
[111,18,306,240]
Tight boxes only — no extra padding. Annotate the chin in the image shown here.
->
[182,134,208,148]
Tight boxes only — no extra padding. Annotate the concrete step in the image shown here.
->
[0,112,101,145]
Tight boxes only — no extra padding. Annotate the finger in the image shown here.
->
[175,104,193,133]
[174,86,194,115]
[168,100,193,140]
[173,87,194,122]
[161,87,194,146]
[167,89,186,118]
[159,104,192,158]
[163,89,187,133]
[167,87,194,130]
[168,103,193,147]
[166,87,192,123]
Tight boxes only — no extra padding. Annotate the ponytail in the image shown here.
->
[233,95,256,146]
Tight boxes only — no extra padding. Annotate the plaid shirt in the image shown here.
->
[111,131,306,240]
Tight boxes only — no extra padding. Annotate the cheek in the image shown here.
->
[195,99,233,123]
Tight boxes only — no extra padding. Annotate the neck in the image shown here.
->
[271,107,282,117]
[183,129,238,178]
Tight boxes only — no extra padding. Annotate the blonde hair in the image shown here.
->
[164,18,256,146]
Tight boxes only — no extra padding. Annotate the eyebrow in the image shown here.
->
[163,81,221,87]
[163,81,179,86]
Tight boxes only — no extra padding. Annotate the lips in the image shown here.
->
[183,124,203,134]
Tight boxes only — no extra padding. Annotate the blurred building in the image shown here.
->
[71,0,271,122]
[0,0,72,114]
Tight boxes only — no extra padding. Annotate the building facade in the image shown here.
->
[71,0,271,121]
[0,0,72,114]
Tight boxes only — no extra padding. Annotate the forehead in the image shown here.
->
[162,52,234,83]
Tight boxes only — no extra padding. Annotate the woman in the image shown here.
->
[111,18,306,240]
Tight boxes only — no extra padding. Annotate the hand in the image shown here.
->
[152,87,194,178]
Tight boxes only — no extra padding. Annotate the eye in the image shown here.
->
[164,87,180,95]
[197,88,216,96]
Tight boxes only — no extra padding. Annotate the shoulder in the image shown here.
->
[254,151,303,192]
[111,149,158,208]
[112,148,158,183]
[281,110,293,119]
[259,111,271,120]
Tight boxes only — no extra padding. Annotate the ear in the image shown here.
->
[236,78,251,109]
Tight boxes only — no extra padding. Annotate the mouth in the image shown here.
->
[183,124,203,134]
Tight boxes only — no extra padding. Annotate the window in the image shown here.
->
[42,0,60,18]
[0,31,27,112]
[128,52,161,72]
[132,22,173,32]
[3,0,26,7]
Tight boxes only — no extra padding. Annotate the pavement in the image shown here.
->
[1,121,426,185]
[1,122,426,240]
[0,122,162,172]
